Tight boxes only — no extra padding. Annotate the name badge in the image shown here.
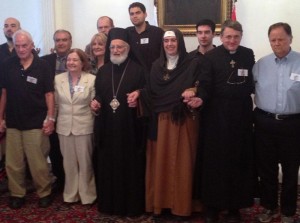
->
[290,73,300,81]
[238,69,248,77]
[74,85,84,93]
[27,76,37,84]
[140,38,149,44]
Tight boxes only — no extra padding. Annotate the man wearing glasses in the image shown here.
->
[200,20,255,223]
[90,28,146,216]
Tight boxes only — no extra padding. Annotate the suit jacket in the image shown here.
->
[55,71,96,136]
[41,53,57,80]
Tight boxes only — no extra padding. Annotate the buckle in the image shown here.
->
[275,114,283,120]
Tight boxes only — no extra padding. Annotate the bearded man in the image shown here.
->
[0,17,21,63]
[90,27,146,217]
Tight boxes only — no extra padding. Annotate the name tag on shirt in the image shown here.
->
[27,76,37,84]
[74,85,84,93]
[290,73,300,81]
[140,38,149,44]
[238,69,248,76]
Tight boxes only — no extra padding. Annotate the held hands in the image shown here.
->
[90,99,101,112]
[42,118,55,136]
[182,89,203,109]
[127,90,140,108]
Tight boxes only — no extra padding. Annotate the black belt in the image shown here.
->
[255,108,300,120]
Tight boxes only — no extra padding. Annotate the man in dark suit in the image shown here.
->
[41,29,72,193]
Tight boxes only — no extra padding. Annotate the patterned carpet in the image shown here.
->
[0,171,300,223]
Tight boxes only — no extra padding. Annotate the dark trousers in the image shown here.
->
[49,132,65,188]
[254,109,300,216]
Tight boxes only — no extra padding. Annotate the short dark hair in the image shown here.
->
[196,19,216,33]
[128,2,146,13]
[268,22,292,37]
[53,29,72,41]
[220,19,243,35]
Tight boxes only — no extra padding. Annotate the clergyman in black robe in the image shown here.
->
[90,28,146,216]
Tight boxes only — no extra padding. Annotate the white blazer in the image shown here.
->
[54,72,96,136]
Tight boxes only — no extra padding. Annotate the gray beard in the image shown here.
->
[110,53,128,65]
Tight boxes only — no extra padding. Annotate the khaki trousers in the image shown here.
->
[58,134,96,204]
[5,128,52,198]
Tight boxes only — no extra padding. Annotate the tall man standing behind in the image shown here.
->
[0,17,21,63]
[0,29,55,209]
[189,19,216,57]
[41,29,72,192]
[85,16,114,56]
[126,2,164,72]
[0,17,21,172]
[253,22,300,223]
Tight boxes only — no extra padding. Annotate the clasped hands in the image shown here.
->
[90,90,140,113]
[182,89,203,109]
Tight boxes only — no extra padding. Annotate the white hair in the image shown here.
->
[12,29,33,44]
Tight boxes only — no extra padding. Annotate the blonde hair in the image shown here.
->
[90,33,107,58]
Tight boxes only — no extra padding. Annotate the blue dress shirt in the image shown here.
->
[253,50,300,114]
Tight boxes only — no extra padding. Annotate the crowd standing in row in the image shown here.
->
[0,2,299,223]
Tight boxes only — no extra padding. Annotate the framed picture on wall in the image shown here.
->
[157,0,232,35]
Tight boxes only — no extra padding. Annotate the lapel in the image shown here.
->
[72,72,88,103]
[60,73,72,104]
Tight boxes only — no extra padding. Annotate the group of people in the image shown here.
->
[0,2,299,223]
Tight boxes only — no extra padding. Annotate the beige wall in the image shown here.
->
[1,0,300,59]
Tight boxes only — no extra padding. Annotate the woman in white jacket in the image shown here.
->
[54,48,96,205]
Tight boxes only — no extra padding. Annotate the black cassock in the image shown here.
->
[94,58,146,216]
[200,45,256,209]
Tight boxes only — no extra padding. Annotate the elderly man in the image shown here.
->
[0,29,54,209]
[41,29,72,193]
[90,28,146,216]
[253,22,300,223]
[200,20,255,223]
[85,16,114,56]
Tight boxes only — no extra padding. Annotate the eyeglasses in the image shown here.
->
[222,35,241,41]
[226,71,246,85]
[109,45,127,50]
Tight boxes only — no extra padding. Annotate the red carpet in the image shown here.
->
[0,170,299,223]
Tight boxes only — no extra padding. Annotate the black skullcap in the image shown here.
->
[108,27,129,43]
[105,27,130,63]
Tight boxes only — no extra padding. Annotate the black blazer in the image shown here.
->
[41,53,57,81]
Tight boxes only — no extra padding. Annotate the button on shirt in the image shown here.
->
[253,50,300,114]
[56,56,67,75]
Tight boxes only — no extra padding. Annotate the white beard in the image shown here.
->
[110,52,128,65]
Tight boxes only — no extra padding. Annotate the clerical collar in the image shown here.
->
[229,50,236,54]
[166,54,179,70]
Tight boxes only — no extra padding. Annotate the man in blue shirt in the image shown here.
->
[253,22,300,223]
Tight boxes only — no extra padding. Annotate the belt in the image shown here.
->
[255,108,300,120]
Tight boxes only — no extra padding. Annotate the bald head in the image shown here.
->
[3,17,21,41]
[97,16,114,35]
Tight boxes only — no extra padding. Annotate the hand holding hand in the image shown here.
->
[127,90,140,108]
[90,99,101,112]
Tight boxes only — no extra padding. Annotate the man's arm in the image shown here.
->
[42,91,55,135]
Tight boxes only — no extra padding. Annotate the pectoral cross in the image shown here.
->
[163,73,170,81]
[230,60,236,68]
